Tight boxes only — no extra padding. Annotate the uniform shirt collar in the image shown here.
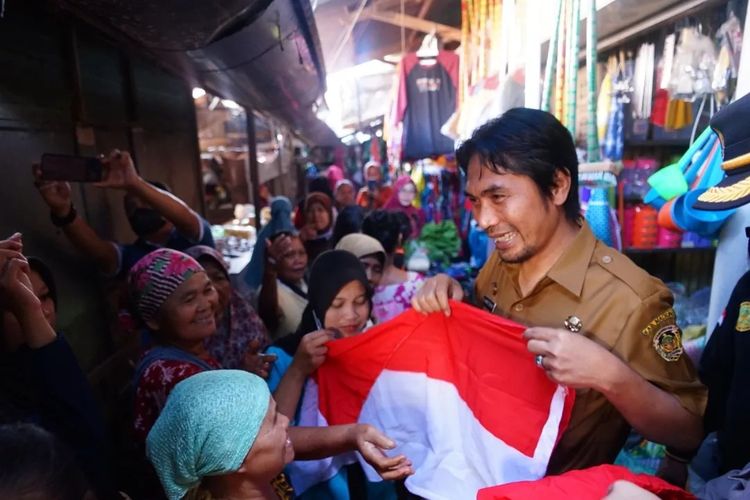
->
[546,222,598,298]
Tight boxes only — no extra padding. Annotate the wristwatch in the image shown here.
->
[50,204,77,227]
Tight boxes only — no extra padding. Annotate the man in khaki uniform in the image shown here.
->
[413,108,706,475]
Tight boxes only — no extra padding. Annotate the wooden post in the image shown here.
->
[245,110,262,231]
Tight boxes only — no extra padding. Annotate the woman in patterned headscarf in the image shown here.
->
[128,248,222,444]
[129,249,411,500]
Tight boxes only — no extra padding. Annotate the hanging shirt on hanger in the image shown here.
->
[396,51,459,161]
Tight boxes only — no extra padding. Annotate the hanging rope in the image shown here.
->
[586,0,600,161]
[554,0,568,121]
[565,0,580,138]
[400,0,406,55]
[541,0,563,111]
[459,0,469,104]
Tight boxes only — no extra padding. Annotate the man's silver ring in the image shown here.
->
[535,354,544,368]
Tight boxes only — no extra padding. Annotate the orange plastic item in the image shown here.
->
[657,199,682,232]
[632,205,658,248]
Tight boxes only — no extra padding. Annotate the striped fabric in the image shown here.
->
[128,248,204,322]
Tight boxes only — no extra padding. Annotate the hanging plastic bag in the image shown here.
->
[668,26,717,101]
[406,243,431,273]
[712,11,743,97]
[602,55,632,161]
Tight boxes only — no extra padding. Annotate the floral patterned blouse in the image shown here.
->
[185,473,294,499]
[372,272,426,323]
[132,356,221,443]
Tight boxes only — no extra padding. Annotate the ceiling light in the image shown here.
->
[355,131,371,143]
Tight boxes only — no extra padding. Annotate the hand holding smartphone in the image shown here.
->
[38,154,104,183]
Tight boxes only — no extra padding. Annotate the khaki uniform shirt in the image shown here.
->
[474,223,707,474]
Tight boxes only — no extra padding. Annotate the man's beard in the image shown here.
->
[497,244,537,264]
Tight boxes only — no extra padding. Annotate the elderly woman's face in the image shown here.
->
[237,398,294,480]
[276,236,308,284]
[306,202,331,232]
[324,280,369,338]
[151,272,219,341]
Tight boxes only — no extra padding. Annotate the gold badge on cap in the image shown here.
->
[737,302,750,333]
[564,316,583,333]
[653,325,683,362]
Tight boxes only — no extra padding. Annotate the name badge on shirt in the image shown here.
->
[482,296,497,313]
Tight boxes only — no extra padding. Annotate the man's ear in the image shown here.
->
[550,168,572,207]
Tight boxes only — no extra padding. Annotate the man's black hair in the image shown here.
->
[362,210,411,255]
[332,205,366,247]
[123,180,172,214]
[456,108,580,223]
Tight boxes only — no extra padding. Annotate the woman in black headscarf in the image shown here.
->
[264,250,373,418]
[263,250,400,499]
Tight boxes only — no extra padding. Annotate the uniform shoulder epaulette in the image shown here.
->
[592,243,665,300]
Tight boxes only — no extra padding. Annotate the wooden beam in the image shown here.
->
[359,8,461,42]
[352,40,406,65]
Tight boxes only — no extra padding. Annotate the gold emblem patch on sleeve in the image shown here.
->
[641,309,676,337]
[737,302,750,333]
[653,324,684,362]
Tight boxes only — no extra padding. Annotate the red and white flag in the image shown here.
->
[289,301,575,499]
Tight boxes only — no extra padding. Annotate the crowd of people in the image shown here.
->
[1,102,750,500]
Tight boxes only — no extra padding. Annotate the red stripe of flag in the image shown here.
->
[314,301,575,458]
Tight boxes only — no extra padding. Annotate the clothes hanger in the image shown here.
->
[416,29,439,64]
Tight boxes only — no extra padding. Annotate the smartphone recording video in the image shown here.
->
[39,154,103,183]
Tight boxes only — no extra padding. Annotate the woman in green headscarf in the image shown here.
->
[147,370,413,500]
[147,370,293,500]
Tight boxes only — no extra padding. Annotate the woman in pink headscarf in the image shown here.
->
[325,165,345,191]
[384,176,425,238]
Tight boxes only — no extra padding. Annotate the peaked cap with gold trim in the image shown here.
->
[693,92,750,211]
